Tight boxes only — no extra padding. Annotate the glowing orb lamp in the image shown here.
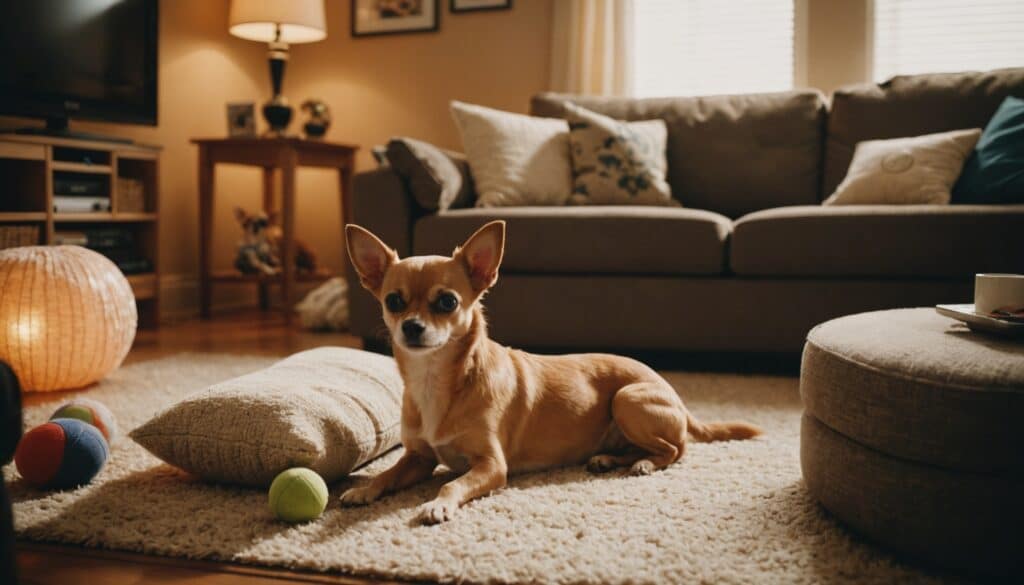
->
[0,246,137,392]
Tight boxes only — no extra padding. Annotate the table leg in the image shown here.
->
[280,151,298,325]
[339,159,354,278]
[198,147,214,319]
[259,167,275,311]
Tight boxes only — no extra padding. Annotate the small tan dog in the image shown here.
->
[340,221,761,524]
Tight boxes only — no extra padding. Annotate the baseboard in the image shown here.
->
[158,274,254,322]
[158,273,326,323]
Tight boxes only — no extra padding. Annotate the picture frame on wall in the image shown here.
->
[352,0,440,37]
[451,0,512,12]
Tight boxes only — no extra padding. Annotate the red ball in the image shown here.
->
[14,422,65,487]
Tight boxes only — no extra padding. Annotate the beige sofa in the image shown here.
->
[348,68,1024,353]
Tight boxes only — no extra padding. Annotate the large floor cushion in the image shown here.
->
[800,309,1024,577]
[414,206,731,276]
[531,90,826,218]
[824,68,1024,196]
[731,204,1024,277]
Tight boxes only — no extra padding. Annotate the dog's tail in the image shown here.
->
[687,413,762,443]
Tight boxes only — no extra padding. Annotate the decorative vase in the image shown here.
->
[301,99,331,139]
[0,246,137,391]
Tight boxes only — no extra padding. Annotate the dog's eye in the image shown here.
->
[433,292,458,313]
[384,292,406,313]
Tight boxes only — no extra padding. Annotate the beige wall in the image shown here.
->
[1,0,875,320]
[805,0,871,95]
[2,0,553,320]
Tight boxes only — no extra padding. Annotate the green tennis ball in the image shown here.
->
[268,468,328,523]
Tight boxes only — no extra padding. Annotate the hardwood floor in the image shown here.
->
[14,311,409,585]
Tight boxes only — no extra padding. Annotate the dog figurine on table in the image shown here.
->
[233,207,318,276]
[340,220,762,524]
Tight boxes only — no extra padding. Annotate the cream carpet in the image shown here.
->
[6,354,962,584]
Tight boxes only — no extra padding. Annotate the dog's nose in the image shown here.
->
[402,319,425,341]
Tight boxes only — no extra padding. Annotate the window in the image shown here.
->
[631,0,796,97]
[873,0,1024,81]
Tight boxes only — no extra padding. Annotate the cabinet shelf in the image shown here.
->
[54,212,157,223]
[0,132,161,328]
[51,161,113,174]
[0,212,47,222]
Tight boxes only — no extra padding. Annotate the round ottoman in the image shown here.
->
[800,308,1024,578]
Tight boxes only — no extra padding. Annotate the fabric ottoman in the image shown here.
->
[799,308,1024,577]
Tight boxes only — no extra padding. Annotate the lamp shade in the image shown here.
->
[229,0,327,44]
[0,246,137,392]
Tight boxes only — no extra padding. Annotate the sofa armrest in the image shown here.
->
[348,167,420,343]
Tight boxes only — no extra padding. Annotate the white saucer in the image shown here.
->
[935,304,1024,337]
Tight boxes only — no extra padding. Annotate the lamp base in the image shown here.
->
[262,95,293,137]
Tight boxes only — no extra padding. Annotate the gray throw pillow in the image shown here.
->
[130,347,403,487]
[386,137,475,210]
[566,104,677,207]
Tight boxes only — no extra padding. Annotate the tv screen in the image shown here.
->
[0,0,159,127]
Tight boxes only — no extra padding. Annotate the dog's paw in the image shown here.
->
[416,499,457,525]
[339,485,381,507]
[629,459,657,476]
[586,454,619,473]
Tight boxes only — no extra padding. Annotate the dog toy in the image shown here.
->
[50,398,118,442]
[14,418,109,489]
[268,467,329,523]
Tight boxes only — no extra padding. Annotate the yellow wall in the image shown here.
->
[805,0,870,95]
[2,0,553,319]
[1,0,875,319]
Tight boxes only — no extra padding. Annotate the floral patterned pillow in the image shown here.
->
[566,104,678,206]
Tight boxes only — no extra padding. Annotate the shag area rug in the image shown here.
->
[7,354,962,584]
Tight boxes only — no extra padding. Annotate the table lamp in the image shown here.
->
[229,0,327,136]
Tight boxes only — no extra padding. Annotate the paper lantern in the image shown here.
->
[0,246,137,392]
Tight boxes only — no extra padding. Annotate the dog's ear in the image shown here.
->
[346,225,397,294]
[455,220,505,292]
[233,206,248,224]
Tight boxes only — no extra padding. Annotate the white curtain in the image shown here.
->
[550,0,635,96]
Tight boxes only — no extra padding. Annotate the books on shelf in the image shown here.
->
[53,195,111,213]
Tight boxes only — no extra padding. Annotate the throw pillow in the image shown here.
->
[824,128,982,206]
[953,96,1024,204]
[130,347,402,487]
[386,137,475,211]
[450,101,573,207]
[565,104,677,206]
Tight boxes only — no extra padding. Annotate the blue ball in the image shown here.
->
[43,418,109,489]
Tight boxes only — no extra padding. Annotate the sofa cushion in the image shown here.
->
[731,204,1024,277]
[824,68,1024,197]
[531,90,826,218]
[414,206,731,276]
[953,96,1024,205]
[824,128,981,205]
[386,137,475,211]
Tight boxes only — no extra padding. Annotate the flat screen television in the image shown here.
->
[0,0,159,138]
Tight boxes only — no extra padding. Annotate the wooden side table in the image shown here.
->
[191,137,358,323]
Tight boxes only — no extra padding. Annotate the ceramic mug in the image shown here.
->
[975,273,1024,315]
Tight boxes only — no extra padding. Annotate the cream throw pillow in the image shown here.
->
[566,104,677,206]
[451,101,572,207]
[130,347,402,487]
[825,128,982,205]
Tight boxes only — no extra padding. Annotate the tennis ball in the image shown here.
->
[51,398,118,443]
[268,467,329,523]
[14,418,109,490]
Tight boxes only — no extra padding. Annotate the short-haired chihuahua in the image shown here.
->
[340,220,762,524]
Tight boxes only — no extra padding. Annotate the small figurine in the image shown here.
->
[301,99,331,139]
[233,207,319,276]
[233,207,280,276]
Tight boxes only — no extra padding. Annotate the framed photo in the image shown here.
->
[451,0,512,12]
[226,102,256,137]
[352,0,440,37]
